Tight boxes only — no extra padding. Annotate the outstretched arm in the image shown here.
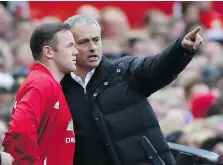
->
[129,27,203,96]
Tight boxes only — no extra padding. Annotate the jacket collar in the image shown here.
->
[61,56,115,93]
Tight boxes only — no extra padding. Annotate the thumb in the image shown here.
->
[186,27,201,39]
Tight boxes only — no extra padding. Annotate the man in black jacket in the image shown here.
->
[61,15,203,165]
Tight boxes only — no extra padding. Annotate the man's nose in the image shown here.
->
[73,47,79,55]
[88,41,97,50]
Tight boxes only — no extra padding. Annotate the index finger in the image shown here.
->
[188,27,202,38]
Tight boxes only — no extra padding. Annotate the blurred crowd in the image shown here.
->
[0,1,223,162]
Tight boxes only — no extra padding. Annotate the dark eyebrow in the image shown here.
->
[78,36,100,42]
[77,38,89,43]
[93,36,101,40]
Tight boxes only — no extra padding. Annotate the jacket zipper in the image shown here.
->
[96,104,122,165]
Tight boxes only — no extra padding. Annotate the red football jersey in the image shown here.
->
[3,63,75,165]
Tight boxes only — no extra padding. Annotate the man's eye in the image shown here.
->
[79,41,87,44]
[93,38,100,43]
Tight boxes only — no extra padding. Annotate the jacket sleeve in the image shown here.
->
[3,80,55,165]
[129,37,195,97]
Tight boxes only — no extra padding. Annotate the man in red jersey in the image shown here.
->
[3,22,78,165]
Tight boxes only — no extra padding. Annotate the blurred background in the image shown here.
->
[1,1,223,162]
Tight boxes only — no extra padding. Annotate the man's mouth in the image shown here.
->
[72,59,76,64]
[88,54,98,60]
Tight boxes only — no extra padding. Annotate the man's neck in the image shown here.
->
[35,60,64,83]
[52,70,64,84]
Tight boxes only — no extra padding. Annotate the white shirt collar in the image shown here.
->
[70,69,95,89]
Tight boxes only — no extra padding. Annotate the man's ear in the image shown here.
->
[42,46,54,59]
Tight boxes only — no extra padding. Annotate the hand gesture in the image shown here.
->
[181,27,203,51]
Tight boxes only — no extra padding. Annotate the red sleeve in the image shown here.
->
[3,79,55,165]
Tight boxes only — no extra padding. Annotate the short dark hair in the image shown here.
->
[181,1,195,16]
[30,22,71,60]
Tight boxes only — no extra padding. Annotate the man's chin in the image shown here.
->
[68,67,76,73]
[88,61,100,68]
[71,67,76,72]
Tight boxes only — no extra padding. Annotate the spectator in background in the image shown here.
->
[143,9,171,51]
[41,16,61,24]
[101,6,129,39]
[202,40,223,71]
[102,38,124,61]
[217,78,223,96]
[0,119,8,150]
[0,39,13,73]
[0,72,17,120]
[99,7,129,60]
[198,1,223,29]
[181,2,200,24]
[125,29,163,58]
[76,5,101,23]
[191,92,217,119]
[7,1,30,20]
[181,70,210,109]
[0,3,13,40]
[143,9,169,38]
[100,6,130,60]
[168,19,186,42]
[207,97,223,117]
[11,19,35,41]
[0,50,15,165]
[12,42,33,81]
